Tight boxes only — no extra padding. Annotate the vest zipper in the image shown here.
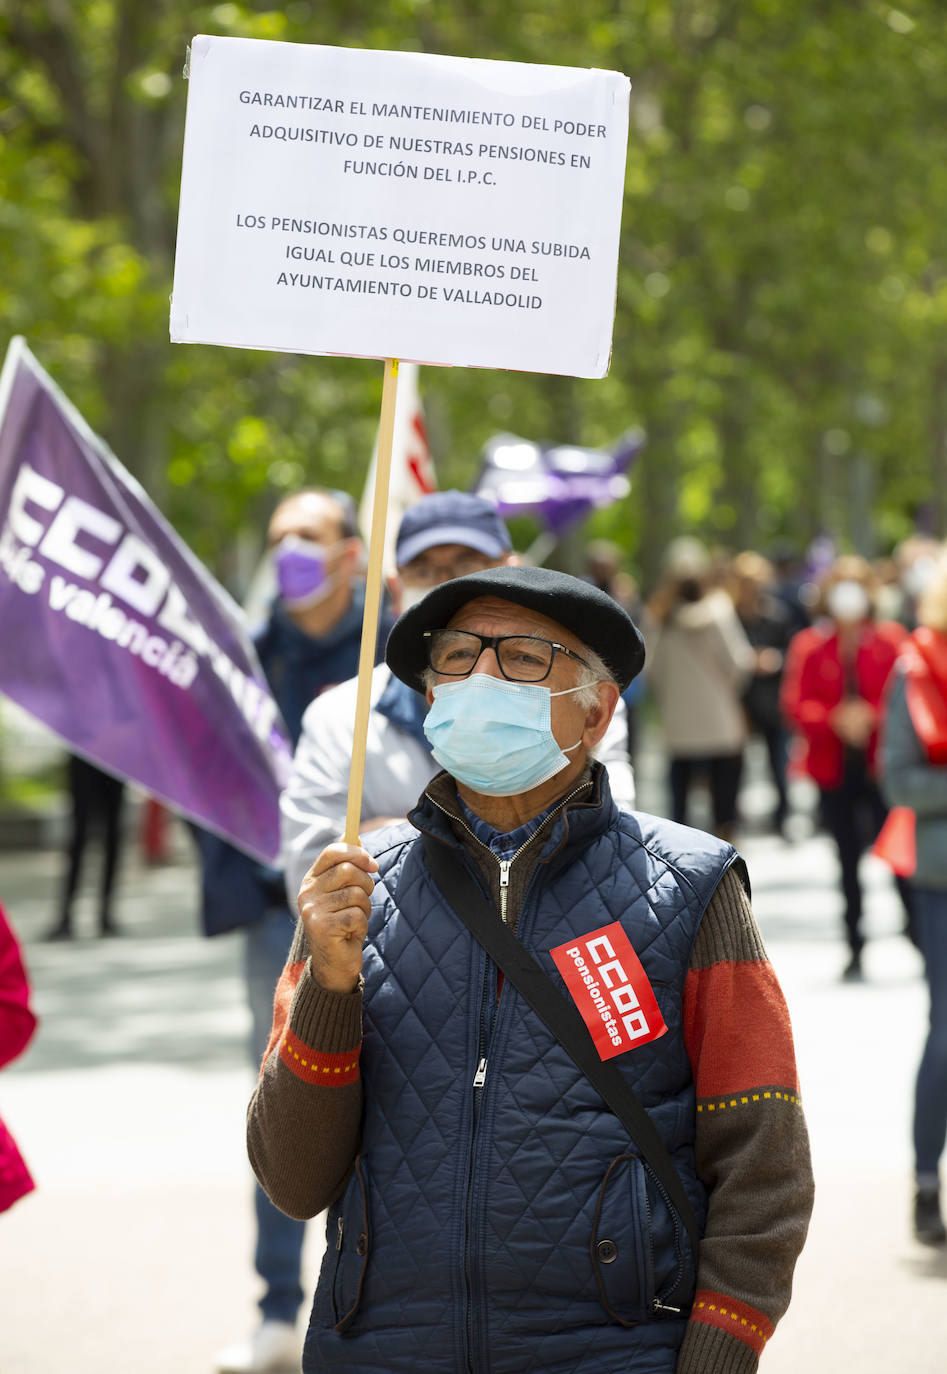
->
[423,779,593,1373]
[498,860,511,922]
[464,946,492,1374]
[425,777,593,929]
[644,1160,687,1313]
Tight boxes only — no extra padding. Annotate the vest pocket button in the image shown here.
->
[356,1233,368,1256]
[596,1239,618,1264]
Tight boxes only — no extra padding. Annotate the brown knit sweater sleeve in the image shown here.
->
[675,867,814,1374]
[246,916,364,1220]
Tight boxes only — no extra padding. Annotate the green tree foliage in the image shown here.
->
[1,0,946,584]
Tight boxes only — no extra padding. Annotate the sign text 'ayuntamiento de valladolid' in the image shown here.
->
[171,39,630,379]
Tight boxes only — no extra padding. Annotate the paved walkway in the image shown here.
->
[1,746,944,1372]
[0,834,312,1374]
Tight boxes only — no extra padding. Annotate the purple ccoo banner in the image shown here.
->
[0,336,291,863]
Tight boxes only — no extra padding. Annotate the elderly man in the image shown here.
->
[280,491,635,901]
[249,566,813,1374]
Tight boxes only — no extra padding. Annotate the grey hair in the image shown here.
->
[421,643,616,707]
[572,646,616,709]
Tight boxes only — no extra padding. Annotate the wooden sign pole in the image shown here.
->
[344,356,400,845]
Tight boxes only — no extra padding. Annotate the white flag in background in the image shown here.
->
[359,362,437,576]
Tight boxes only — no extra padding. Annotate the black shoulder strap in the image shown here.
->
[422,837,701,1254]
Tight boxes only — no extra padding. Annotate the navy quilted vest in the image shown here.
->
[304,770,739,1374]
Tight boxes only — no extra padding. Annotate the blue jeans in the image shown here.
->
[913,887,947,1178]
[245,907,307,1324]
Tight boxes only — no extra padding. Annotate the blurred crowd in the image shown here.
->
[592,528,947,1257]
[591,532,941,866]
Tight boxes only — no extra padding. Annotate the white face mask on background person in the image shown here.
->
[825,579,870,624]
[398,584,430,614]
[902,557,937,600]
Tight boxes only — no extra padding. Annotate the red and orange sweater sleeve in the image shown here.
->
[675,868,814,1374]
[247,918,364,1221]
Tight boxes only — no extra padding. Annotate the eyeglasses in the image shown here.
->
[423,629,590,683]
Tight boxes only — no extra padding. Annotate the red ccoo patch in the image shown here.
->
[550,921,667,1061]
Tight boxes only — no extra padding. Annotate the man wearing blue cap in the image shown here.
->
[280,491,635,900]
[250,565,813,1374]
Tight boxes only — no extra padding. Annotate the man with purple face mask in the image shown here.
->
[208,488,394,1374]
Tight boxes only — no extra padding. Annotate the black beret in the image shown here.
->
[385,564,646,692]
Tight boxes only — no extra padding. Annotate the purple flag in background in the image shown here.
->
[474,428,645,536]
[0,337,291,863]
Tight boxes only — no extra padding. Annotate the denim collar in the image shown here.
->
[415,762,607,867]
[456,795,555,862]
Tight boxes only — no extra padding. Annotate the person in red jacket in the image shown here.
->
[781,555,913,979]
[880,548,947,1245]
[0,900,37,1214]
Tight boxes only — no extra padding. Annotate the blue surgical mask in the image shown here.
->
[273,535,337,609]
[423,672,591,797]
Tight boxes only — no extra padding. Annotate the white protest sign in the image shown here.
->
[170,38,630,378]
